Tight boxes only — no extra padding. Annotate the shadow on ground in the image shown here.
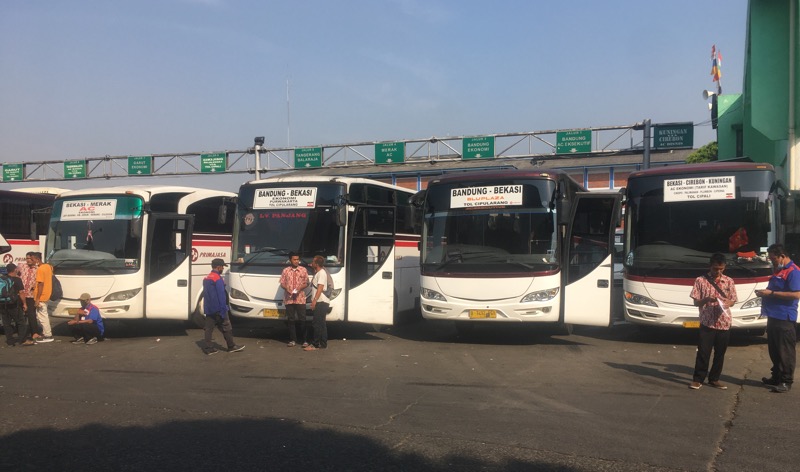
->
[0,417,585,472]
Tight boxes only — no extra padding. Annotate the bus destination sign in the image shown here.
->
[663,176,735,202]
[253,187,317,209]
[451,185,523,208]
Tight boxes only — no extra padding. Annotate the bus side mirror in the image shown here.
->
[335,202,347,227]
[556,200,572,226]
[782,196,797,225]
[409,190,426,230]
[218,203,228,224]
[130,217,143,239]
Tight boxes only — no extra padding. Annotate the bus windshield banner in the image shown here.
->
[663,176,736,202]
[253,188,317,209]
[450,185,523,208]
[60,200,118,220]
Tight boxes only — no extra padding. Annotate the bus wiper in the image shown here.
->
[237,248,290,270]
[725,257,758,275]
[433,250,463,271]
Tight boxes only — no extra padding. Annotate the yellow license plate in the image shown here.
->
[683,321,701,328]
[262,309,284,318]
[469,310,497,319]
[66,308,83,317]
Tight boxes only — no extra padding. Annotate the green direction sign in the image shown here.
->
[294,147,322,168]
[128,156,152,175]
[64,160,87,179]
[200,153,227,173]
[375,142,405,164]
[556,129,592,154]
[2,163,24,182]
[462,136,495,160]
[653,123,694,149]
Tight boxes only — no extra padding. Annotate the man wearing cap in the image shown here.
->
[202,258,244,355]
[68,293,104,345]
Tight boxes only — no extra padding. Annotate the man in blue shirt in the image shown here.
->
[202,258,244,355]
[68,293,104,345]
[756,244,800,393]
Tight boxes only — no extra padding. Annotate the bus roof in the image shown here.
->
[628,162,775,180]
[243,175,414,191]
[55,185,235,200]
[426,169,576,186]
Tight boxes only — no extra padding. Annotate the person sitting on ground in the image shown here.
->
[68,293,105,345]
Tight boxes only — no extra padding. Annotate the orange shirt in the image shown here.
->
[34,263,53,302]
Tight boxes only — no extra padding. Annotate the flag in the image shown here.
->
[710,45,722,94]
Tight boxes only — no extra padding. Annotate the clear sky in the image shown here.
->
[1,0,748,191]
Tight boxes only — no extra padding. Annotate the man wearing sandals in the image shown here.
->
[689,253,736,390]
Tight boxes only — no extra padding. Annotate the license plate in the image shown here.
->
[66,308,83,317]
[469,310,497,319]
[262,309,284,318]
[683,321,700,328]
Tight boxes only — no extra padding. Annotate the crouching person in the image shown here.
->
[68,293,104,345]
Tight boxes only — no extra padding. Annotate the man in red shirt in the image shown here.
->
[689,253,737,390]
[279,252,308,347]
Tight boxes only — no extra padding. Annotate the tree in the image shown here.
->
[686,141,718,163]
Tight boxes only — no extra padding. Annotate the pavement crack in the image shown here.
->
[375,396,422,429]
[708,356,757,472]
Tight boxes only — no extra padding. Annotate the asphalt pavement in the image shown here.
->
[0,316,797,471]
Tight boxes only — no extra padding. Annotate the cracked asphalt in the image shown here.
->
[0,316,797,471]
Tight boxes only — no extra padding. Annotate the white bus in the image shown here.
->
[0,189,58,266]
[228,176,420,326]
[623,162,777,333]
[46,186,236,324]
[413,170,621,334]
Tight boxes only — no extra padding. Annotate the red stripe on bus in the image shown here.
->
[7,240,39,246]
[193,234,232,241]
[396,241,419,248]
[625,274,771,285]
[192,241,232,247]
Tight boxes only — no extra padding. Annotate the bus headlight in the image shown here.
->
[229,288,250,301]
[104,288,142,302]
[624,291,657,307]
[521,288,559,303]
[421,288,446,301]
[741,298,762,309]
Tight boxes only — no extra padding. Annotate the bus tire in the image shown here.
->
[555,322,573,336]
[189,304,206,329]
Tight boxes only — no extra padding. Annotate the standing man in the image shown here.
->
[68,293,104,344]
[304,255,331,351]
[18,252,40,342]
[689,253,737,390]
[202,258,244,355]
[279,252,308,347]
[32,252,54,343]
[0,263,30,346]
[756,244,800,393]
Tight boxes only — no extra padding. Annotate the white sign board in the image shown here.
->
[60,200,118,220]
[253,187,317,209]
[451,185,523,208]
[663,176,736,202]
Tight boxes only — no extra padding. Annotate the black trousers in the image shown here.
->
[70,322,101,341]
[285,304,306,344]
[203,313,236,350]
[767,317,797,385]
[0,303,28,344]
[307,302,329,348]
[24,297,39,338]
[693,324,730,383]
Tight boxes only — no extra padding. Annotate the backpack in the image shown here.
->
[0,275,17,304]
[50,272,63,302]
[323,269,334,299]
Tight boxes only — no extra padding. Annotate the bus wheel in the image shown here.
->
[189,306,206,329]
[555,323,573,336]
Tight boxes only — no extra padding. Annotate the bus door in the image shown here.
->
[346,205,396,325]
[563,193,621,327]
[144,214,194,319]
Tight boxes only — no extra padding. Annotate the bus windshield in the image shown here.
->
[46,195,144,274]
[422,179,558,274]
[232,183,345,273]
[626,170,775,278]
